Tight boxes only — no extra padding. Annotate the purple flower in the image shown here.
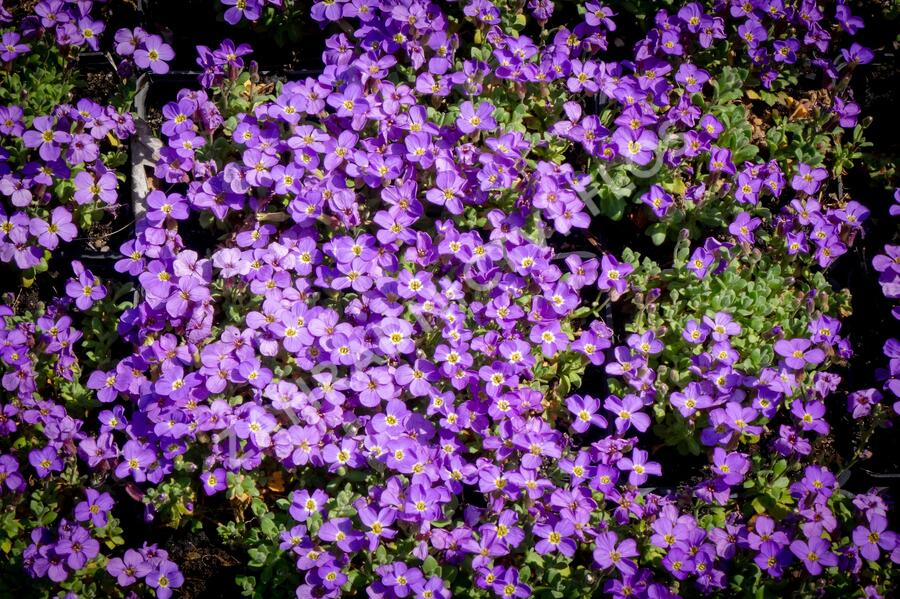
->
[617,448,661,486]
[774,338,825,370]
[73,168,117,205]
[567,60,599,93]
[728,212,761,244]
[641,185,673,218]
[774,424,812,457]
[135,35,174,74]
[709,147,735,175]
[612,127,658,166]
[425,170,467,215]
[703,312,741,342]
[798,465,837,497]
[154,363,200,401]
[356,502,397,551]
[107,549,151,586]
[290,489,328,522]
[323,438,364,471]
[808,315,841,344]
[0,32,28,62]
[74,488,115,527]
[605,394,650,434]
[114,27,147,57]
[790,536,838,575]
[699,114,724,139]
[146,190,189,224]
[378,562,424,598]
[724,402,762,436]
[773,39,800,64]
[711,448,750,485]
[76,17,105,51]
[65,266,106,311]
[492,567,531,599]
[201,468,227,495]
[682,319,710,344]
[377,317,416,356]
[419,576,450,599]
[477,463,517,496]
[311,0,344,22]
[146,560,184,599]
[534,519,577,556]
[29,207,77,250]
[791,400,829,435]
[326,85,370,132]
[841,43,875,66]
[628,331,663,355]
[572,330,609,365]
[56,525,100,570]
[29,446,63,478]
[565,394,607,433]
[676,63,709,92]
[670,382,713,418]
[565,254,599,288]
[114,440,156,482]
[852,515,897,561]
[457,101,497,134]
[223,0,263,24]
[848,389,882,419]
[598,254,633,296]
[754,540,790,577]
[791,163,828,195]
[687,247,714,279]
[23,116,69,161]
[0,455,25,493]
[0,105,24,136]
[737,19,767,47]
[529,321,568,357]
[593,531,639,574]
[833,97,861,128]
[233,405,277,447]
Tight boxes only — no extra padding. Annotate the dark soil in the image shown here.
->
[140,0,327,72]
[831,2,900,498]
[164,530,245,599]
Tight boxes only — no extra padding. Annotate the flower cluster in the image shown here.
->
[873,189,900,320]
[2,0,105,60]
[107,545,184,599]
[0,99,133,269]
[112,27,175,76]
[0,0,897,598]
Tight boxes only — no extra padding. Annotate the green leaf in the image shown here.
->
[648,223,667,246]
[259,516,278,538]
[423,555,440,576]
[247,547,268,568]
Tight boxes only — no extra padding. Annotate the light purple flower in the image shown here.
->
[774,338,825,370]
[791,163,828,195]
[457,101,497,134]
[202,468,228,495]
[135,35,174,74]
[617,448,661,486]
[29,446,63,478]
[605,394,650,434]
[565,394,607,433]
[593,531,639,574]
[29,207,77,250]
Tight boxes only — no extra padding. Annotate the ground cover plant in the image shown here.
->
[0,0,898,598]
